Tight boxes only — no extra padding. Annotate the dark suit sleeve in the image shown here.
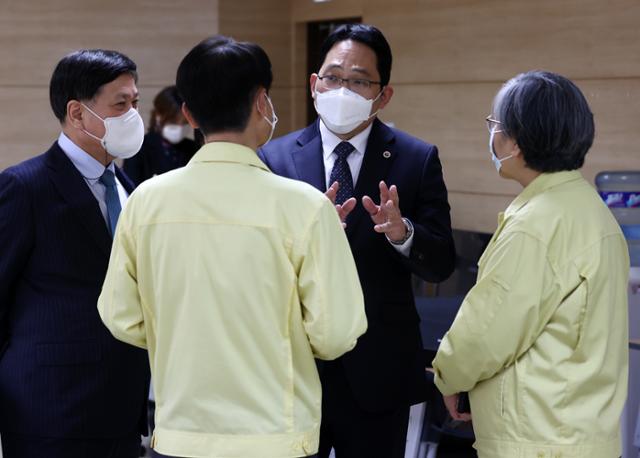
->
[0,171,34,353]
[123,134,155,187]
[396,145,455,283]
[122,152,144,187]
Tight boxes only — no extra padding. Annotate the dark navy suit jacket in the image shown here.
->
[259,119,456,411]
[123,131,198,187]
[0,142,150,438]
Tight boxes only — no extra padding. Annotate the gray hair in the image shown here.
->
[491,70,594,172]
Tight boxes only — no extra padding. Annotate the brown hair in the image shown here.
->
[148,85,183,133]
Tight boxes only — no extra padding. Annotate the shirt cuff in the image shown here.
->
[386,218,414,257]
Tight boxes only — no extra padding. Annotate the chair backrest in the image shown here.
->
[417,295,476,446]
[416,295,465,352]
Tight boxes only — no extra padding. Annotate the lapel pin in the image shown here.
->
[383,151,391,159]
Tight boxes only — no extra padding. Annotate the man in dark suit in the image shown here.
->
[259,24,455,458]
[0,49,150,458]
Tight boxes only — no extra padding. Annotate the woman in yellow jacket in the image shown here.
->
[433,71,629,458]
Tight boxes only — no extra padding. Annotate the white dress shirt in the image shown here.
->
[57,132,128,226]
[318,120,413,256]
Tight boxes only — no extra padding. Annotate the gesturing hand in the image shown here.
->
[362,181,406,242]
[325,181,357,229]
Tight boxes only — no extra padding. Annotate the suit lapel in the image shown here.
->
[45,142,112,256]
[346,119,397,236]
[290,119,396,236]
[116,167,135,194]
[291,121,326,192]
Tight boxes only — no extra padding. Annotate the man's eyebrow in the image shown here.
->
[322,64,373,78]
[113,91,140,100]
[349,67,371,76]
[322,64,344,73]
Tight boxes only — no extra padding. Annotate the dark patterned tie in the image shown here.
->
[99,169,122,237]
[329,141,355,205]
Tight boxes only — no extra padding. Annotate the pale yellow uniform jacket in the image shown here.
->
[98,143,367,458]
[433,171,629,458]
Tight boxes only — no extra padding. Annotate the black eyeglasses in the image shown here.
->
[317,75,382,93]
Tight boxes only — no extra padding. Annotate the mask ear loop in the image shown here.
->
[256,92,276,125]
[256,92,278,146]
[366,86,385,121]
[79,102,111,175]
[265,93,278,126]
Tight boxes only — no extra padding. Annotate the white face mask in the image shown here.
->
[259,94,278,146]
[314,86,382,135]
[162,124,188,144]
[82,104,145,159]
[489,128,513,172]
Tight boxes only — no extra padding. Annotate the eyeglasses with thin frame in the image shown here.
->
[485,115,503,133]
[317,74,382,94]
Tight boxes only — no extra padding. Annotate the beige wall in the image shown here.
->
[0,0,218,170]
[366,0,640,233]
[239,0,640,233]
[219,0,294,137]
[3,0,639,233]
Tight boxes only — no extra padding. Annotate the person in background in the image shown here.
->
[259,23,455,458]
[98,35,367,458]
[433,70,629,458]
[123,85,198,186]
[0,49,150,458]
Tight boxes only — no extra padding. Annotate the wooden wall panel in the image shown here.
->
[0,84,171,171]
[285,0,640,231]
[4,0,639,233]
[0,0,218,86]
[381,81,520,196]
[219,0,292,87]
[0,87,59,167]
[290,86,310,133]
[366,0,640,83]
[582,79,640,182]
[0,0,218,170]
[383,79,640,199]
[268,87,293,139]
[449,191,513,233]
[218,0,296,133]
[292,0,363,22]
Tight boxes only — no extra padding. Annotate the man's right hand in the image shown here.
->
[325,181,356,228]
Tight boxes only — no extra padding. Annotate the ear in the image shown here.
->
[309,73,319,99]
[511,141,523,158]
[181,103,199,129]
[66,100,84,128]
[377,85,394,110]
[254,88,269,117]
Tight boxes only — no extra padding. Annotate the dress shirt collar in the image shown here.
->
[319,119,373,161]
[505,170,583,217]
[57,132,115,179]
[191,142,270,172]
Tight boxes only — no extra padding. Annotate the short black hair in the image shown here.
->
[49,49,137,123]
[176,36,272,135]
[318,24,392,87]
[494,70,594,173]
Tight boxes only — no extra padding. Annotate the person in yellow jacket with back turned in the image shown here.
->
[98,36,367,458]
[433,70,629,458]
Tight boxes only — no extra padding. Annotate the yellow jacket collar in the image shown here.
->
[190,142,270,172]
[505,170,583,218]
